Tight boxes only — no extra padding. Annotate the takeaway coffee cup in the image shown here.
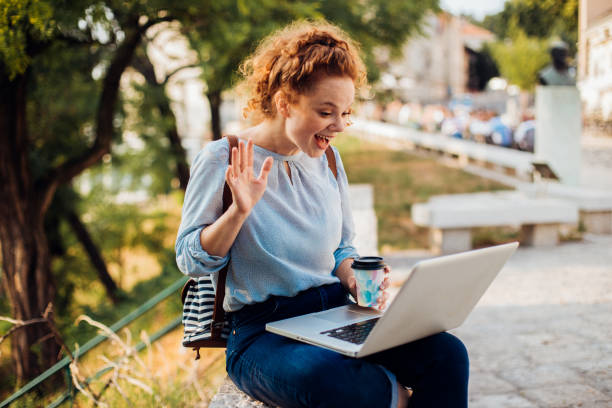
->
[351,256,386,307]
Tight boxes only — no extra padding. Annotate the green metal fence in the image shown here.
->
[0,276,188,408]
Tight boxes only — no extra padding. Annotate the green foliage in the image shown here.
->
[0,0,54,78]
[318,0,439,81]
[51,184,180,343]
[118,82,178,195]
[185,0,441,92]
[478,0,578,90]
[482,0,578,55]
[488,29,550,91]
[186,0,319,95]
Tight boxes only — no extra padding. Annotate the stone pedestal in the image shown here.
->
[430,228,472,254]
[521,224,559,246]
[348,184,378,255]
[535,86,582,186]
[581,211,612,234]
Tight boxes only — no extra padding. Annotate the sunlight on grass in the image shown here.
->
[333,134,511,251]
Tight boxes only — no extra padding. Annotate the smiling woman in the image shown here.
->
[175,20,470,408]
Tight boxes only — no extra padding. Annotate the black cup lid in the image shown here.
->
[351,256,385,270]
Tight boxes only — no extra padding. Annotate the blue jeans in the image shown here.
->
[226,282,469,408]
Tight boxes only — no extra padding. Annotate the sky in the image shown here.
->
[440,0,507,21]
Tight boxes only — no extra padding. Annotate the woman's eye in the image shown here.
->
[319,112,332,117]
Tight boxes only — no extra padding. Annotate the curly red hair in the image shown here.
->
[238,20,367,121]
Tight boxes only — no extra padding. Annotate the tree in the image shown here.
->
[45,186,120,304]
[131,46,192,190]
[0,0,202,384]
[185,0,319,140]
[318,0,440,81]
[482,0,578,55]
[185,0,439,140]
[488,29,550,91]
[478,0,578,92]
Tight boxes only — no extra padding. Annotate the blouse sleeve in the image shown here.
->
[331,147,360,274]
[175,141,230,277]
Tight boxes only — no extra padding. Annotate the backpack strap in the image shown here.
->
[325,146,337,179]
[210,135,239,339]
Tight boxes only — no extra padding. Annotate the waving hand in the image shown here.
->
[225,139,274,215]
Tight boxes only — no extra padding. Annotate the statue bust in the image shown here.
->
[538,41,576,86]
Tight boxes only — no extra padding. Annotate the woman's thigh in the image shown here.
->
[227,330,395,408]
[367,332,470,408]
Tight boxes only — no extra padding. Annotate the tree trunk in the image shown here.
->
[166,124,190,190]
[0,72,60,384]
[0,18,148,385]
[131,52,190,189]
[207,90,223,141]
[66,209,119,303]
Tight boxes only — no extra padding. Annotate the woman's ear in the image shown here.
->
[275,91,290,118]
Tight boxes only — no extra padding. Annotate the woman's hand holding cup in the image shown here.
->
[350,257,391,311]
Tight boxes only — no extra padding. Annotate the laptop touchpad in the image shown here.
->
[315,306,381,323]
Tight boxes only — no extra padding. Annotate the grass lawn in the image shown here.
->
[333,135,512,251]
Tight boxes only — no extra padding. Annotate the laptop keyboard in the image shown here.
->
[320,318,379,345]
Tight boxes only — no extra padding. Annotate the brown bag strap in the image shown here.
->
[210,135,239,337]
[325,146,337,179]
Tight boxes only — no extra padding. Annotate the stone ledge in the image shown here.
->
[208,377,272,408]
[412,191,580,253]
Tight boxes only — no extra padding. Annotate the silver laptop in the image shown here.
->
[266,242,518,358]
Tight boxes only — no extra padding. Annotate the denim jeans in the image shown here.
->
[226,282,469,408]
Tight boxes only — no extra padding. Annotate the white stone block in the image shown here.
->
[347,184,374,211]
[348,184,378,255]
[521,224,560,246]
[535,86,582,186]
[431,228,472,254]
[581,211,612,234]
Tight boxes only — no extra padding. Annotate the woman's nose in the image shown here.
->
[330,115,347,132]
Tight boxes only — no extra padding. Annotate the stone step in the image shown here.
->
[208,377,272,408]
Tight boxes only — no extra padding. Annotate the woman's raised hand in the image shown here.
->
[225,139,274,215]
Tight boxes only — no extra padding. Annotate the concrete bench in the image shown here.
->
[412,191,579,253]
[518,183,612,234]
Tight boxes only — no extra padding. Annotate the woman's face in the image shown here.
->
[284,75,355,158]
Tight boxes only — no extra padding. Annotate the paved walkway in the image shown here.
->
[212,235,612,408]
[581,133,612,190]
[385,233,612,407]
[384,132,612,407]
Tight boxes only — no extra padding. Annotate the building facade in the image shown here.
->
[376,12,496,103]
[578,0,612,120]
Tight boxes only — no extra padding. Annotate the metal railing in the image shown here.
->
[1,276,188,408]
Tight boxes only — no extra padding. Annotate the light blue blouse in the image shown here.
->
[175,138,359,312]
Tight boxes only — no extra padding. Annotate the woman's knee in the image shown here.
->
[298,358,394,408]
[432,332,470,375]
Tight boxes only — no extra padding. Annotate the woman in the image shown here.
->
[176,21,469,408]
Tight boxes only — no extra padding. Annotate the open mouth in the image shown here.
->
[315,133,332,149]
